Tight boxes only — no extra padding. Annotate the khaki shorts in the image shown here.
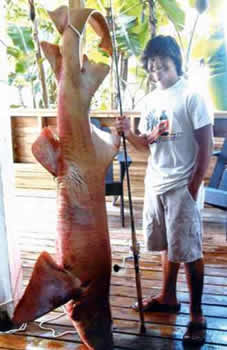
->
[143,185,203,263]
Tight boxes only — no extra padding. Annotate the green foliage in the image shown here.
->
[6,0,58,107]
[187,2,226,71]
[7,21,37,94]
[115,15,142,57]
[8,24,34,52]
[186,0,227,110]
[158,0,185,32]
[7,46,21,59]
[5,0,224,110]
[208,30,227,75]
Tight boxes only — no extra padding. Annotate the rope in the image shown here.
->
[67,6,85,69]
[68,23,82,38]
[0,300,74,338]
[38,306,77,338]
[108,0,145,334]
[2,323,27,334]
[0,299,27,334]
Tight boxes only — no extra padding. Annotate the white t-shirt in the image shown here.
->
[138,78,213,194]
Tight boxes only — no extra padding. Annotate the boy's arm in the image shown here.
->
[126,130,149,152]
[188,124,213,199]
[115,116,149,152]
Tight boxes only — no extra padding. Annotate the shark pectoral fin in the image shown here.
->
[91,125,119,168]
[13,251,82,325]
[32,127,60,177]
[40,41,62,81]
[82,55,109,95]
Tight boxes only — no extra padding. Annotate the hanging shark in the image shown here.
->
[6,5,120,350]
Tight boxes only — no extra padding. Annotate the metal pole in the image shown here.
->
[107,2,145,334]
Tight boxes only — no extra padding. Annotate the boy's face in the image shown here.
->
[147,56,179,89]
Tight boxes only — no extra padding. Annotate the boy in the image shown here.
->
[115,35,213,345]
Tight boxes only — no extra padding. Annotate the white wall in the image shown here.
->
[0,2,22,317]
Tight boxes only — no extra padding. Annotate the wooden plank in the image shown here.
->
[110,284,227,306]
[111,295,227,320]
[34,307,227,345]
[8,307,223,349]
[111,275,227,295]
[10,108,140,118]
[0,190,226,349]
[11,110,226,193]
[0,334,82,350]
[20,262,227,288]
[19,250,227,277]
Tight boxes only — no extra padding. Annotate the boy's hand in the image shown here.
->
[188,179,200,200]
[115,116,131,137]
[146,121,169,144]
[146,128,160,144]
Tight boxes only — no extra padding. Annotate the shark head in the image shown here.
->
[68,296,113,350]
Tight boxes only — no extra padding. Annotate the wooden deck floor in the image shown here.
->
[1,190,227,349]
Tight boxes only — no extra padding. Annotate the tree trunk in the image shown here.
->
[29,0,49,108]
[147,0,157,38]
[120,53,128,93]
[110,59,116,110]
[105,7,117,110]
[112,52,120,110]
[18,85,25,108]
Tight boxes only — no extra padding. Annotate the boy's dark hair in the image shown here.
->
[141,35,183,76]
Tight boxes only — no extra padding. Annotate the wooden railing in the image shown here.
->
[10,109,227,198]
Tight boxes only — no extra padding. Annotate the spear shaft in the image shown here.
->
[107,1,146,334]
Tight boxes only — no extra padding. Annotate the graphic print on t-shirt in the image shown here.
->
[145,109,183,143]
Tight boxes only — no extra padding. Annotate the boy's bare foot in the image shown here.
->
[132,296,181,313]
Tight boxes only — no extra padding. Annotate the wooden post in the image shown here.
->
[0,2,23,321]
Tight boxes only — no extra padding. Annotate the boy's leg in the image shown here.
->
[132,251,180,312]
[183,257,206,345]
[156,250,180,305]
[140,189,180,309]
[132,251,180,311]
[184,257,205,322]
